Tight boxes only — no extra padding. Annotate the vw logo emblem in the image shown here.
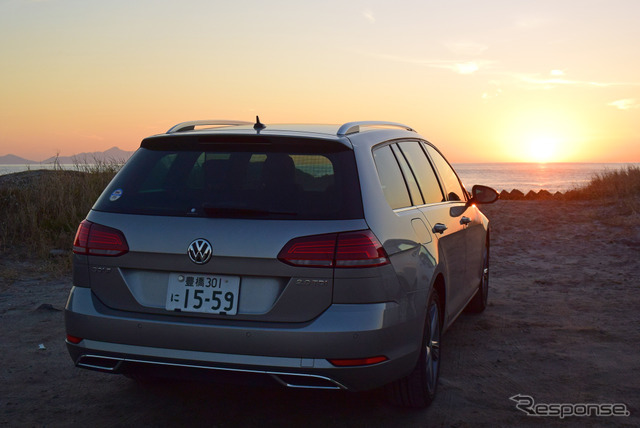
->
[188,239,212,264]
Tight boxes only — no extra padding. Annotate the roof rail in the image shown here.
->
[167,120,252,134]
[337,121,415,136]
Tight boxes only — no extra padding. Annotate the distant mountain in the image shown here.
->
[41,147,135,164]
[1,147,135,165]
[0,154,38,165]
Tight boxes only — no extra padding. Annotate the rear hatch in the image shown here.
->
[74,134,367,323]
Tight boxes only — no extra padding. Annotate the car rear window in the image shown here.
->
[93,136,363,220]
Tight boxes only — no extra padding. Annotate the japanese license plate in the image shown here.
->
[166,273,240,315]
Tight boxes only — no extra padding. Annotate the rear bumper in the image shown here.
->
[65,286,423,391]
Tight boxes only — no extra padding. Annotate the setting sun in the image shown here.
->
[494,103,594,163]
[526,135,559,163]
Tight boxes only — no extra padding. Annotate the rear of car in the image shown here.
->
[65,126,427,391]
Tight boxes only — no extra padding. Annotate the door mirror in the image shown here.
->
[469,185,499,205]
[450,184,499,217]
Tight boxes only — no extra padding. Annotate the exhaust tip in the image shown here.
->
[76,355,122,372]
[271,373,344,390]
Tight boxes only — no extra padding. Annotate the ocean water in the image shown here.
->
[1,162,638,193]
[453,162,639,193]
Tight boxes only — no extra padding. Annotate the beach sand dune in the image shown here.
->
[0,199,638,427]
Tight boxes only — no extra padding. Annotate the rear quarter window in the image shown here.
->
[372,145,412,209]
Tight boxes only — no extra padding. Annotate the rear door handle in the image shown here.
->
[460,216,471,225]
[432,223,448,234]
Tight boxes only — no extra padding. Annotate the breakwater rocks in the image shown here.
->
[497,189,584,200]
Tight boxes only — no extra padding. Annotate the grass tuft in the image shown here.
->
[0,159,121,261]
[565,165,640,200]
[564,165,640,218]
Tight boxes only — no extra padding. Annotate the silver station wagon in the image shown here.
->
[65,119,498,408]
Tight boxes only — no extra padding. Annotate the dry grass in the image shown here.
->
[0,161,120,262]
[565,165,640,224]
[566,165,640,200]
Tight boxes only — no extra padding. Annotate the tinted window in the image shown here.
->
[373,145,411,209]
[94,141,363,220]
[391,145,423,205]
[398,141,444,204]
[423,144,467,202]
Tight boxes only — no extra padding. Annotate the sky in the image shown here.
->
[1,0,639,163]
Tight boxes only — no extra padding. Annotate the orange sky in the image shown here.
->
[1,0,639,163]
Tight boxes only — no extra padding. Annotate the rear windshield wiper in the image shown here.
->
[201,204,298,218]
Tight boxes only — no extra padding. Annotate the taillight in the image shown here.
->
[73,220,129,256]
[277,233,337,267]
[335,231,389,267]
[277,230,389,268]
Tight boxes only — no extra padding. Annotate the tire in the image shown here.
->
[466,236,490,313]
[387,289,442,408]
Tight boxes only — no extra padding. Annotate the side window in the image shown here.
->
[398,141,445,204]
[373,145,411,209]
[391,145,423,206]
[423,144,467,202]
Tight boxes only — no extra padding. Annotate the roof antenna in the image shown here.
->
[253,116,266,132]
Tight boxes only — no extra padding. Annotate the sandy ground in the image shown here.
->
[1,200,639,427]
